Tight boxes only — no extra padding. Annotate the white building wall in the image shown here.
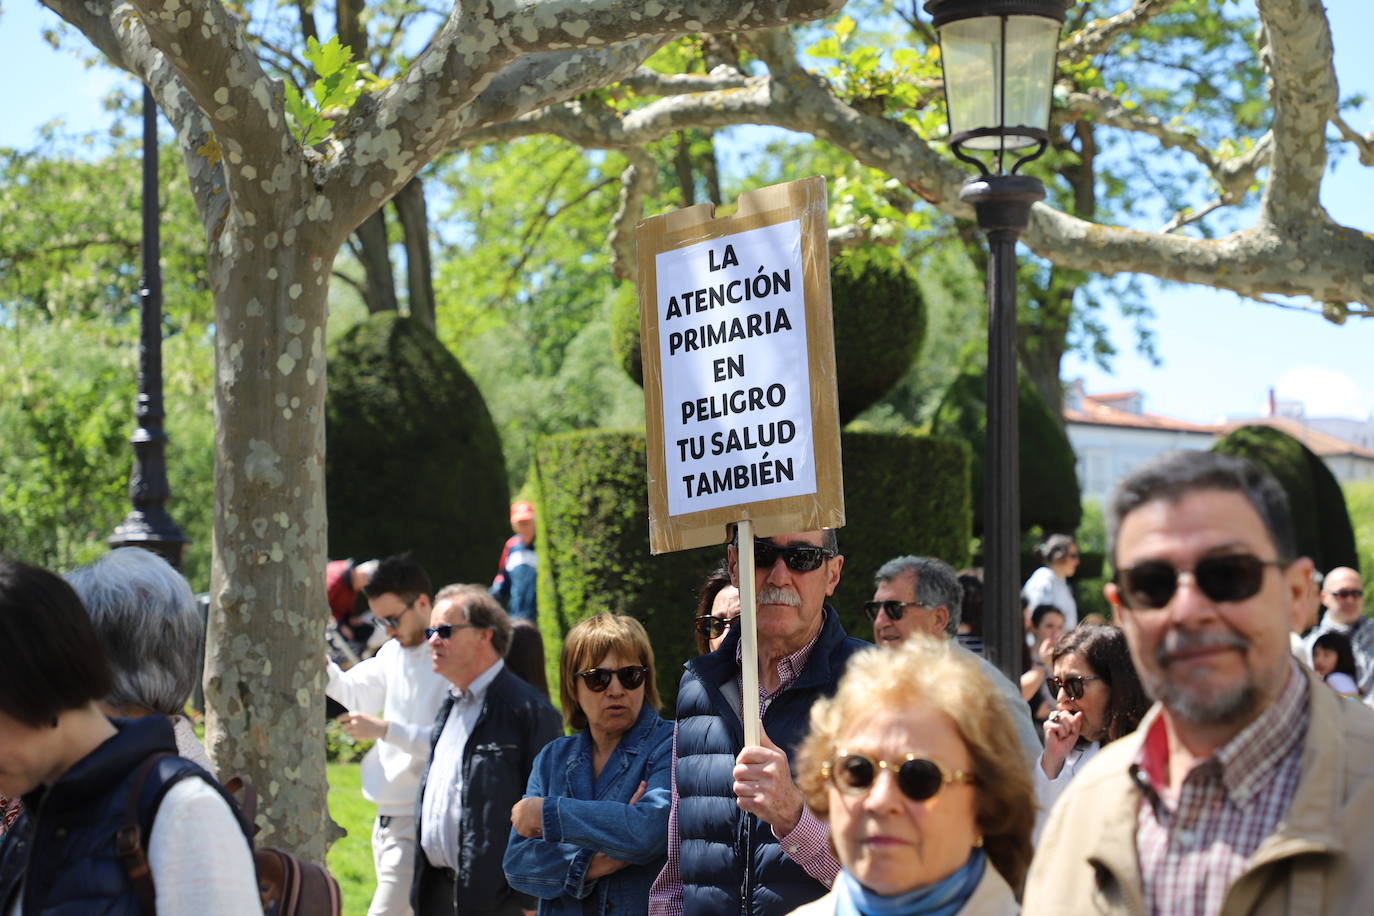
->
[1065,424,1217,504]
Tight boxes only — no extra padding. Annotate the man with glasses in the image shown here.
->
[866,555,1040,766]
[325,553,449,916]
[1025,450,1374,915]
[414,584,561,915]
[650,529,868,916]
[1303,566,1373,697]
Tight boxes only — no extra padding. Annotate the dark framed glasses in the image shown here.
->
[425,623,477,641]
[1115,554,1286,610]
[1047,675,1101,701]
[822,751,975,803]
[576,665,649,692]
[694,615,738,640]
[379,600,415,630]
[753,539,834,573]
[862,600,924,623]
[1329,588,1365,600]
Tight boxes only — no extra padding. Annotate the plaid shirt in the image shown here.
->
[0,796,18,836]
[649,618,838,916]
[1132,659,1308,916]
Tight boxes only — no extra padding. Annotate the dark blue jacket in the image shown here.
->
[675,607,868,916]
[413,665,563,913]
[0,716,227,916]
[503,703,674,914]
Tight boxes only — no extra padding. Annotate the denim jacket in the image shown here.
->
[503,703,674,914]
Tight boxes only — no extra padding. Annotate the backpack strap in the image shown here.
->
[116,752,175,915]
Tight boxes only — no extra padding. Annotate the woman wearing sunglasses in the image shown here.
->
[504,613,675,915]
[788,637,1034,916]
[1034,625,1148,840]
[692,562,741,655]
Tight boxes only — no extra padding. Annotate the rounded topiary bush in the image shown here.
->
[1212,425,1359,572]
[608,282,643,388]
[930,368,1081,537]
[326,313,510,589]
[533,428,972,709]
[830,252,927,424]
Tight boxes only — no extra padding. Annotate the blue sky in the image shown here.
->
[2,1,1371,424]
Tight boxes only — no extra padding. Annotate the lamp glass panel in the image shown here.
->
[941,15,1060,151]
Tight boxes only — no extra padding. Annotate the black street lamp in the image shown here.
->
[109,84,187,568]
[924,0,1069,681]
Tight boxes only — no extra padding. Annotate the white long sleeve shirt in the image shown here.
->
[1032,740,1100,843]
[326,639,449,815]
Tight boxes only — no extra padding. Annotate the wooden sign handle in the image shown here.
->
[737,518,762,748]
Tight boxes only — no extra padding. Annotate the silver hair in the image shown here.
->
[873,555,963,637]
[66,547,203,717]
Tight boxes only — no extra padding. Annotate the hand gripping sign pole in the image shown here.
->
[637,177,844,748]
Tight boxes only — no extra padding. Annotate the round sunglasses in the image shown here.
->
[822,751,975,803]
[575,665,649,692]
[694,615,739,640]
[1115,554,1286,610]
[1047,674,1101,701]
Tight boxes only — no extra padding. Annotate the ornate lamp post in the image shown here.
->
[109,85,187,568]
[924,0,1068,680]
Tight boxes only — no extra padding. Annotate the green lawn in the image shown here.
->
[327,762,377,916]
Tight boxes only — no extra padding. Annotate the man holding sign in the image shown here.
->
[649,529,869,916]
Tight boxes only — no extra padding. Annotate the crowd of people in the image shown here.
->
[3,449,1374,915]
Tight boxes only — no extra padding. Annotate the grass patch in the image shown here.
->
[327,762,377,916]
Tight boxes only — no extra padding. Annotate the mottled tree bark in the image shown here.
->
[394,178,436,331]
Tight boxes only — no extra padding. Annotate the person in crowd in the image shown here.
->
[508,617,552,700]
[692,562,740,655]
[649,529,867,916]
[65,546,215,775]
[787,637,1034,916]
[1290,569,1323,659]
[1020,604,1067,726]
[329,556,381,652]
[1025,450,1374,914]
[1311,630,1361,697]
[326,553,448,916]
[415,584,562,915]
[492,501,539,623]
[0,556,261,914]
[1021,534,1079,629]
[954,569,984,657]
[866,556,1041,766]
[1033,625,1148,840]
[1303,566,1372,696]
[504,613,674,913]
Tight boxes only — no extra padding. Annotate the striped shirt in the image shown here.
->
[1132,659,1308,916]
[648,616,838,916]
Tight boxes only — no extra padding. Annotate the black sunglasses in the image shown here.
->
[752,539,834,573]
[425,623,478,640]
[823,751,975,803]
[694,615,738,640]
[576,665,649,692]
[1047,674,1101,701]
[1115,554,1287,610]
[1329,588,1364,600]
[862,600,925,623]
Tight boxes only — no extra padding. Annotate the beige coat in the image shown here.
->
[1023,667,1374,916]
[785,863,1019,916]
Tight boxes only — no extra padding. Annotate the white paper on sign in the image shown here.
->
[656,219,817,517]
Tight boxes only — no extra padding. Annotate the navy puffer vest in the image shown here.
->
[0,715,221,915]
[675,607,868,916]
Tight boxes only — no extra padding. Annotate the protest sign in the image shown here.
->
[637,177,844,555]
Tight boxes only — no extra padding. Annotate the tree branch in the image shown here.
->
[1058,0,1173,65]
[609,149,657,281]
[621,65,758,96]
[1332,112,1374,167]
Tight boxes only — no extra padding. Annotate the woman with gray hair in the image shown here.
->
[66,547,215,775]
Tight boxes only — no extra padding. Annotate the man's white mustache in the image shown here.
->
[757,587,800,607]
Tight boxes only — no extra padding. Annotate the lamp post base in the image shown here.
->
[960,173,1045,683]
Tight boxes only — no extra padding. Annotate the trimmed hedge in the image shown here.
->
[930,369,1081,537]
[1212,425,1359,573]
[326,313,510,589]
[532,428,972,710]
[609,282,643,388]
[830,253,927,424]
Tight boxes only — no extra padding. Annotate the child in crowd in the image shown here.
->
[1312,630,1361,698]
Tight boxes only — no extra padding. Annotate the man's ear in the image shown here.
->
[932,605,950,636]
[415,594,432,617]
[824,554,844,597]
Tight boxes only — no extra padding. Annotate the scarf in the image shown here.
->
[835,848,987,916]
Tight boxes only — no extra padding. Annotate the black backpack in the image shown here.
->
[117,753,341,916]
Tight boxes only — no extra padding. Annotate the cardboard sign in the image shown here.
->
[638,177,844,554]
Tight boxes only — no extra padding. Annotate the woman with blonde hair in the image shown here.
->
[789,636,1035,915]
[504,612,674,914]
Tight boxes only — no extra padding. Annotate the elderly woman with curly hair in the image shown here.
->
[788,636,1035,916]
